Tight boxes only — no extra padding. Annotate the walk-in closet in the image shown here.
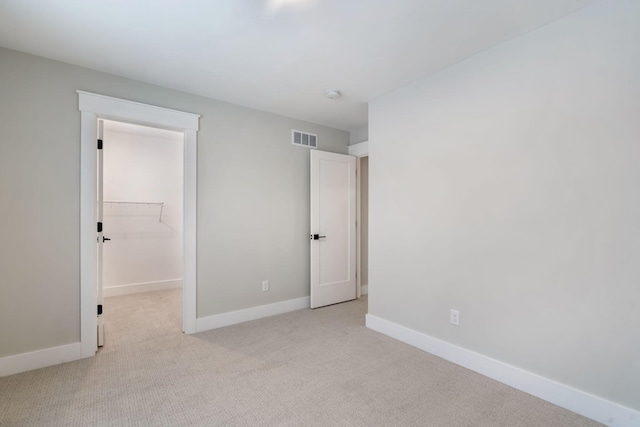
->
[100,120,184,340]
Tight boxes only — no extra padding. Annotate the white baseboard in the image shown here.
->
[361,285,368,296]
[366,314,639,427]
[196,297,310,332]
[104,279,182,297]
[0,342,85,377]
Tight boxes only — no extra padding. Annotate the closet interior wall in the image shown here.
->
[102,121,184,296]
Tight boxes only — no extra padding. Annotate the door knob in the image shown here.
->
[311,234,326,240]
[102,237,111,242]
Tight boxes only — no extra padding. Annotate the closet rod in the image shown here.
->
[103,200,164,222]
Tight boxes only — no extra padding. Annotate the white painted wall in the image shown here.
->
[369,0,639,413]
[102,122,183,292]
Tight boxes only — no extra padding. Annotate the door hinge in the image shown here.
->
[97,304,103,315]
[97,139,103,150]
[97,222,103,232]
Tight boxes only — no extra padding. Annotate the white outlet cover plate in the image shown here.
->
[450,309,460,326]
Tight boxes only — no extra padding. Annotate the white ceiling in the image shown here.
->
[0,0,599,133]
[103,120,183,142]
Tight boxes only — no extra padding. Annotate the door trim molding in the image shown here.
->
[350,141,369,299]
[356,157,362,299]
[78,91,199,358]
[348,141,369,157]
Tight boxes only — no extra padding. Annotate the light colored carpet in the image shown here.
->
[0,289,602,427]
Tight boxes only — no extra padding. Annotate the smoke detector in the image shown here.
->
[325,90,341,99]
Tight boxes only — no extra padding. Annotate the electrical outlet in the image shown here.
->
[262,280,269,292]
[450,309,460,326]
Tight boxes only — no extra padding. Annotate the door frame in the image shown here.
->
[78,91,200,357]
[348,141,369,299]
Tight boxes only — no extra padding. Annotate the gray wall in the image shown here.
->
[349,126,368,145]
[369,0,639,411]
[0,47,348,358]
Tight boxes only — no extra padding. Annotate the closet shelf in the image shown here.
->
[103,201,164,222]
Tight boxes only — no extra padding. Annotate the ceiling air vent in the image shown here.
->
[292,130,318,149]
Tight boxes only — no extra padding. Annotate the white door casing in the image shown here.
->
[97,120,105,347]
[310,150,357,309]
[348,141,369,299]
[79,91,199,357]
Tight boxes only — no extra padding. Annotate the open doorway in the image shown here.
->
[99,120,184,346]
[349,140,370,299]
[79,91,199,358]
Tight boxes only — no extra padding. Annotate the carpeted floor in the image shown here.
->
[0,289,602,426]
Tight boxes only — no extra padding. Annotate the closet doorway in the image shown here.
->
[99,119,184,346]
[79,91,199,357]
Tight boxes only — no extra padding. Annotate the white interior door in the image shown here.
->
[97,119,105,347]
[310,150,356,308]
